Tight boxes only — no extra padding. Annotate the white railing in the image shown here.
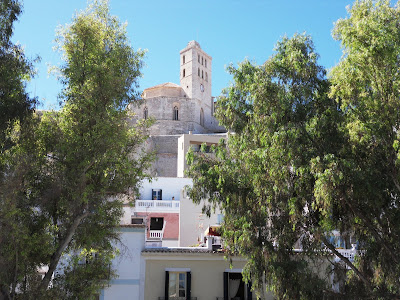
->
[149,230,163,239]
[335,248,365,265]
[336,249,356,262]
[134,200,180,212]
[293,248,365,265]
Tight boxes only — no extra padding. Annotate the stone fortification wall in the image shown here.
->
[148,135,180,177]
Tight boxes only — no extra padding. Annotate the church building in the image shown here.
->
[128,40,225,177]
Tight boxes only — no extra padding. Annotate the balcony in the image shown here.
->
[134,200,180,212]
[334,248,365,268]
[158,297,197,300]
[149,230,163,239]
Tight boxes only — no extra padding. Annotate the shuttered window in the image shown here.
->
[152,189,162,200]
[165,271,191,300]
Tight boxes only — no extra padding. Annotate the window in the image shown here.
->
[169,272,186,298]
[183,69,185,77]
[202,70,204,79]
[198,54,200,63]
[205,72,208,82]
[182,55,185,64]
[224,272,252,300]
[205,59,207,68]
[150,217,164,230]
[200,108,204,127]
[131,217,144,225]
[217,214,224,225]
[198,68,200,77]
[165,271,191,300]
[201,56,204,65]
[152,189,162,200]
[143,107,148,120]
[173,106,179,121]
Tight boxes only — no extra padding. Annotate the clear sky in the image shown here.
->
[13,0,355,109]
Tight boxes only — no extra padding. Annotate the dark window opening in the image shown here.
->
[198,68,200,77]
[152,189,162,200]
[223,272,252,300]
[183,69,185,77]
[201,56,203,65]
[198,54,200,63]
[182,55,185,64]
[206,72,208,82]
[173,106,179,121]
[143,107,148,120]
[200,108,204,127]
[150,217,164,230]
[202,70,204,79]
[205,59,207,68]
[131,217,144,225]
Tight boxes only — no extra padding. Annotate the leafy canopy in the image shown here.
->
[0,1,152,299]
[188,33,340,299]
[189,1,400,298]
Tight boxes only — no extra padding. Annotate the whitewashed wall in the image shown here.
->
[101,226,145,300]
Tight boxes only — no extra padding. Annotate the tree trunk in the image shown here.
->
[37,211,89,294]
[321,237,372,292]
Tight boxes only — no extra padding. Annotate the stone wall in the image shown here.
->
[129,96,224,136]
[147,135,180,177]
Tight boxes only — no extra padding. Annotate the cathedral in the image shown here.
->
[128,40,226,177]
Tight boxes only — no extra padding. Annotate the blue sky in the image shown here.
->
[13,0,354,109]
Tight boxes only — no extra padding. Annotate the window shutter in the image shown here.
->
[223,272,228,300]
[159,189,162,200]
[165,271,169,299]
[152,189,156,200]
[186,271,191,300]
[247,281,252,300]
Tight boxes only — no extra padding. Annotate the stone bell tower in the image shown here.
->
[179,41,212,103]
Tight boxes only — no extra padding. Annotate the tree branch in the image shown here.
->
[321,237,373,292]
[37,210,89,293]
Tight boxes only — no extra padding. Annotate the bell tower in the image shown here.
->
[180,41,212,103]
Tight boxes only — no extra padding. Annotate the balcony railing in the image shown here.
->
[134,200,180,212]
[336,249,356,262]
[158,297,197,300]
[335,248,365,267]
[149,230,163,239]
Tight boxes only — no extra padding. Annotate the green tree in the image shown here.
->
[188,33,342,299]
[0,0,36,152]
[188,1,400,299]
[0,1,40,299]
[324,0,400,297]
[0,0,152,298]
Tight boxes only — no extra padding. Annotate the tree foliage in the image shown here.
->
[0,1,152,299]
[326,0,400,297]
[188,33,340,299]
[0,1,39,298]
[188,1,400,298]
[0,0,36,153]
